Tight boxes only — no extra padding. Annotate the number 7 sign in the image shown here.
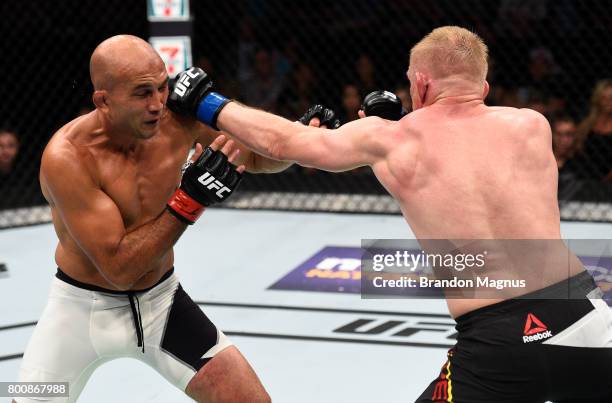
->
[150,36,193,78]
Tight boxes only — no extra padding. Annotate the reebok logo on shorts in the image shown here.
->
[522,313,552,343]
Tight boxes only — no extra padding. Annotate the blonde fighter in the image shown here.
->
[170,26,612,402]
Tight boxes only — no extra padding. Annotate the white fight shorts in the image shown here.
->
[16,268,232,403]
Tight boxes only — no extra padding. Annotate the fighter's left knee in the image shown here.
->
[185,345,270,403]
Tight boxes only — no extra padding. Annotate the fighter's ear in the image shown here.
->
[416,72,429,107]
[483,80,490,100]
[92,90,109,112]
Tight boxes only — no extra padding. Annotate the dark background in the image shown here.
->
[1,0,611,209]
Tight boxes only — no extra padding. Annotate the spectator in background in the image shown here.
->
[550,115,578,170]
[338,84,361,123]
[277,62,320,120]
[237,17,258,83]
[394,84,411,114]
[548,0,581,38]
[551,114,582,201]
[195,55,239,100]
[274,37,300,79]
[518,47,567,115]
[497,87,522,109]
[0,128,45,209]
[496,0,548,39]
[0,129,19,177]
[488,52,522,109]
[354,53,379,95]
[524,90,548,115]
[573,79,612,181]
[527,47,559,85]
[547,95,568,117]
[240,48,285,112]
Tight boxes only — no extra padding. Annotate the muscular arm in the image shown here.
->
[41,148,187,290]
[216,102,392,171]
[192,119,293,173]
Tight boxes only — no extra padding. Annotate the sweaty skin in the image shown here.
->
[40,35,287,292]
[214,76,580,317]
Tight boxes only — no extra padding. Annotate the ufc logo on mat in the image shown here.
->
[198,172,231,198]
[173,69,201,96]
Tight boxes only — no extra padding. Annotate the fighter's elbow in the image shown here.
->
[100,264,135,291]
[108,278,133,292]
[108,276,135,291]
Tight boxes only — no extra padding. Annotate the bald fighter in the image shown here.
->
[14,35,295,403]
[169,27,612,402]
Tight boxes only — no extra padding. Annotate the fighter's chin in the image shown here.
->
[138,121,161,138]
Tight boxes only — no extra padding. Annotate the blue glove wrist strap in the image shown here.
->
[196,92,229,129]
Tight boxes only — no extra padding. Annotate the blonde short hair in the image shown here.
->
[410,26,488,82]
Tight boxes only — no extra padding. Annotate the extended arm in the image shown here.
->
[166,67,392,172]
[169,70,292,174]
[192,123,293,173]
[217,102,391,171]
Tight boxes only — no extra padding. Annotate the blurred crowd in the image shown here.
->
[0,126,46,209]
[3,58,611,207]
[187,12,611,200]
[2,0,611,209]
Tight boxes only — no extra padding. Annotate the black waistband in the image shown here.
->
[55,267,175,295]
[455,270,598,326]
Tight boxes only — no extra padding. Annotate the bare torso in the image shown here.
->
[370,102,574,317]
[41,111,195,290]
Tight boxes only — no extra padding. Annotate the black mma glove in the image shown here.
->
[361,90,406,120]
[167,67,231,130]
[166,147,242,224]
[298,104,341,129]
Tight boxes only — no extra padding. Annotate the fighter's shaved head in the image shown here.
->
[90,35,165,91]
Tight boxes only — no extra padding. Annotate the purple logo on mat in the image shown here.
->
[581,256,612,305]
[269,246,363,293]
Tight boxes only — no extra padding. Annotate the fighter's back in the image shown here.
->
[378,102,561,240]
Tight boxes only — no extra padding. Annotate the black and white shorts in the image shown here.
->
[416,271,612,403]
[17,268,232,403]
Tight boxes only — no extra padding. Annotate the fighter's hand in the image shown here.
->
[167,67,232,130]
[299,104,341,129]
[360,90,405,120]
[166,135,244,225]
[188,136,246,173]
